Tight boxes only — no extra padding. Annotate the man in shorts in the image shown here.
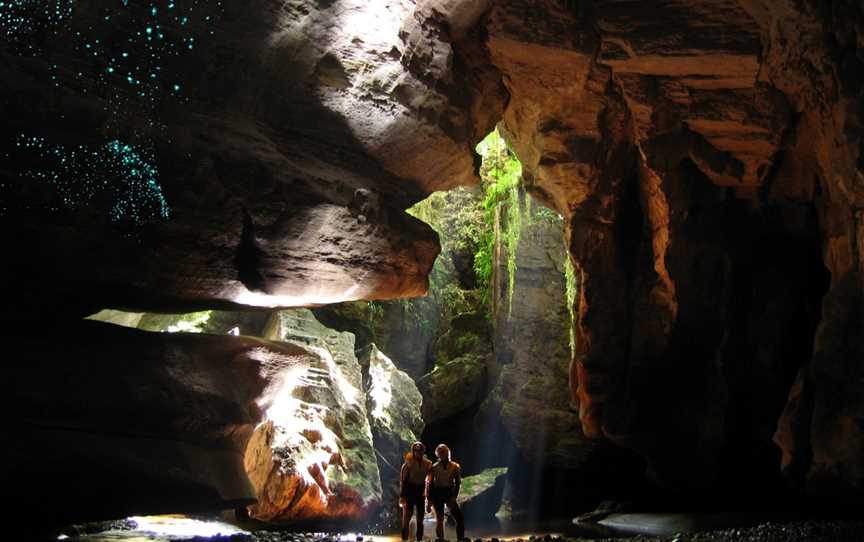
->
[426,443,465,542]
[400,441,433,541]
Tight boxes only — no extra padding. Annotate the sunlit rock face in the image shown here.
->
[0,320,308,529]
[0,0,513,319]
[88,308,273,336]
[359,344,424,522]
[360,344,424,477]
[244,309,381,522]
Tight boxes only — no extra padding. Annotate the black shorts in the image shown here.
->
[402,482,425,506]
[429,486,453,513]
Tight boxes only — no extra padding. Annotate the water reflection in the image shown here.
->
[60,515,246,541]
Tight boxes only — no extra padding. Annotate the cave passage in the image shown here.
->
[45,121,837,540]
[78,127,579,529]
[5,0,864,540]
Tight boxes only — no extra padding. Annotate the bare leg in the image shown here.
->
[434,502,445,540]
[401,501,412,541]
[414,501,425,540]
[448,498,464,541]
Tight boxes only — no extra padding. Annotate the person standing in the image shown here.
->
[400,441,433,541]
[426,443,465,542]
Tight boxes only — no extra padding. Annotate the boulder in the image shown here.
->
[458,467,508,520]
[243,309,382,522]
[417,354,489,425]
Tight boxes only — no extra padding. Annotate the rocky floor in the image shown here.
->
[233,522,864,542]
[61,520,864,542]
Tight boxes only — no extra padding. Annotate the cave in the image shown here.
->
[2,1,864,541]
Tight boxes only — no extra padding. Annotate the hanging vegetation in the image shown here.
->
[475,128,524,316]
[408,184,488,325]
[563,255,579,359]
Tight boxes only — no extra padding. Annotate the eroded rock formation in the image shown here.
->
[245,309,382,522]
[84,308,425,524]
[480,0,859,498]
[0,0,512,319]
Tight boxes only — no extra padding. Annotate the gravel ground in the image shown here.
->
[172,521,864,542]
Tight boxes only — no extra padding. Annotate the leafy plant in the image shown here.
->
[367,301,384,325]
[563,254,580,359]
[475,128,524,316]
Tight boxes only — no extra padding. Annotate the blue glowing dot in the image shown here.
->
[4,0,226,206]
[14,134,171,224]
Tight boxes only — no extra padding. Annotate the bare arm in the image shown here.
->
[400,462,408,496]
[453,464,461,498]
[425,467,433,511]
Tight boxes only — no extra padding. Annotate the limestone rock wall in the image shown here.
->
[757,0,864,497]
